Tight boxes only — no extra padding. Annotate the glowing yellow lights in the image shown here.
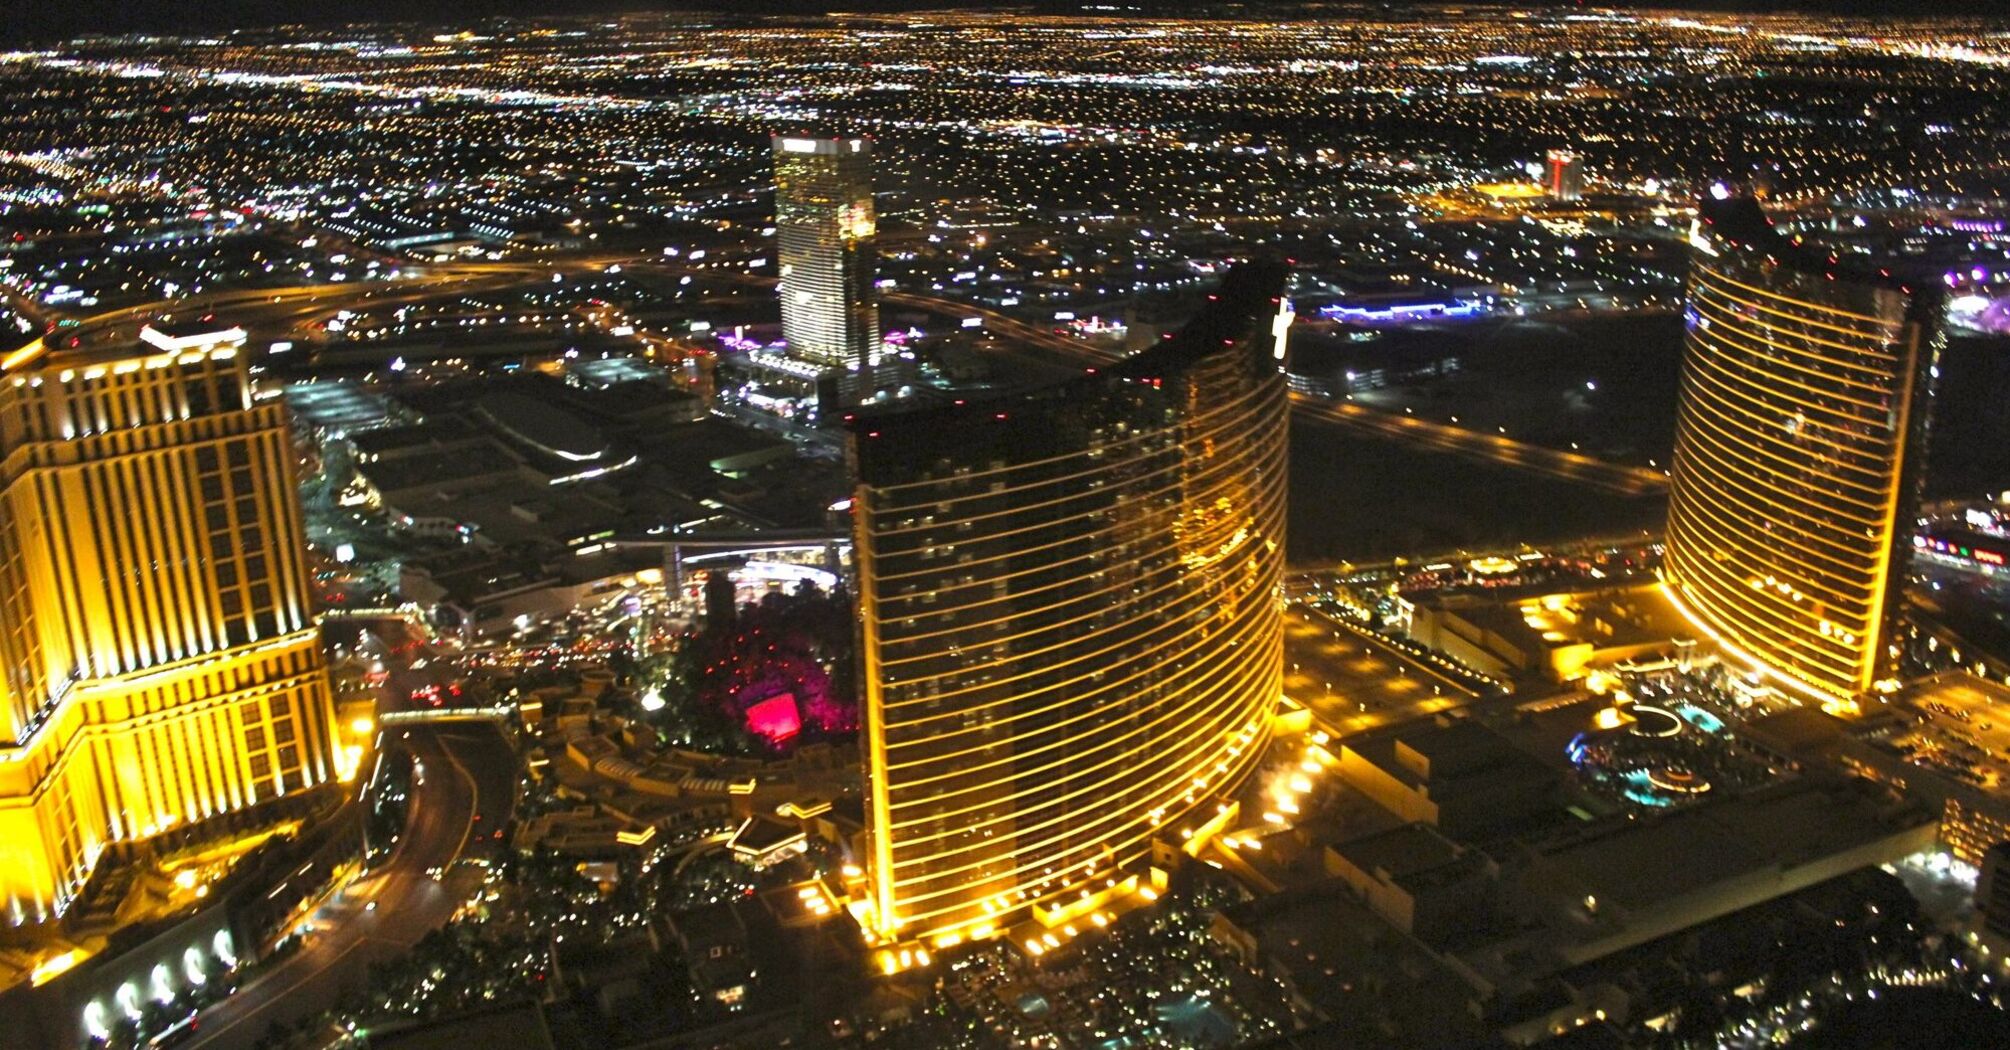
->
[851,266,1288,946]
[1664,209,1935,709]
[348,716,376,736]
[335,744,367,783]
[0,343,340,921]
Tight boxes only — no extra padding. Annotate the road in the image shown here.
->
[179,725,518,1050]
[6,253,651,371]
[1286,394,1669,497]
[881,290,1669,499]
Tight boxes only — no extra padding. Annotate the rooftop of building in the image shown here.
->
[348,415,486,457]
[1523,775,1924,915]
[842,257,1287,468]
[1327,822,1463,880]
[475,390,612,463]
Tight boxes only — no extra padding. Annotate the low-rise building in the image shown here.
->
[1335,719,1559,838]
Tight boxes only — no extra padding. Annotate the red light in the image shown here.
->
[745,693,802,741]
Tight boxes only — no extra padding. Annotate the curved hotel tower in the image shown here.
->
[1664,195,1943,708]
[0,326,339,923]
[846,262,1291,949]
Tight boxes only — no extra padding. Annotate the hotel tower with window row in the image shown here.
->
[846,261,1292,950]
[1664,195,1944,709]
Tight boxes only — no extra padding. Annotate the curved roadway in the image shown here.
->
[178,725,517,1050]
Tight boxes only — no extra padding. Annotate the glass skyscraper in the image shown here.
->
[847,262,1292,949]
[1664,195,1942,707]
[773,135,881,380]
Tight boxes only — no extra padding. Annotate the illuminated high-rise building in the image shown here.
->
[1545,149,1584,201]
[847,262,1292,950]
[1664,195,1943,708]
[773,135,880,384]
[0,323,339,922]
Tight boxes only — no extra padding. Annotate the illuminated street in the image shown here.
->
[181,725,517,1050]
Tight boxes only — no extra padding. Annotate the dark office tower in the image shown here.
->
[846,262,1292,953]
[773,135,880,386]
[1664,195,1943,710]
[1545,149,1584,201]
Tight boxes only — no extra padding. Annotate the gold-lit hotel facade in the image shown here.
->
[847,262,1291,949]
[1665,195,1943,708]
[0,327,337,923]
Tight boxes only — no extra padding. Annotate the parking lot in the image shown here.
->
[1896,677,2010,791]
[1284,606,1475,737]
